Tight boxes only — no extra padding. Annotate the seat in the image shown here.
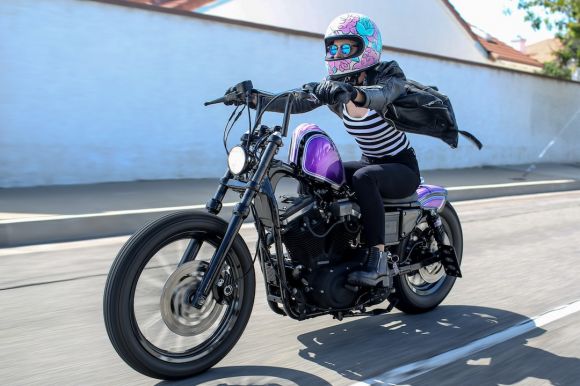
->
[382,192,419,205]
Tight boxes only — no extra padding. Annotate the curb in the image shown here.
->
[1,180,579,248]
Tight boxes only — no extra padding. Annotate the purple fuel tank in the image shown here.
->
[289,123,346,189]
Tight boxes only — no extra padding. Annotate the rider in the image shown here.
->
[238,13,421,286]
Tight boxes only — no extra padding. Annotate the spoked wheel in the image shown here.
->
[104,211,255,380]
[393,203,463,313]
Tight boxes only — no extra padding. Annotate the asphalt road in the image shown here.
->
[1,191,580,386]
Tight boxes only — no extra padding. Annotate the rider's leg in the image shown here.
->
[348,162,420,286]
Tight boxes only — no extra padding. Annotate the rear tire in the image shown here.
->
[393,202,463,314]
[103,211,255,379]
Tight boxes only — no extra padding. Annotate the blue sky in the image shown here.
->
[448,0,556,45]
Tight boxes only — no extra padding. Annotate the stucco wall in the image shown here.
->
[201,0,489,64]
[1,0,579,187]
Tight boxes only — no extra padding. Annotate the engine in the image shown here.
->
[279,196,363,309]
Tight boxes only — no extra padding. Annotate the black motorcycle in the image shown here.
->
[103,80,463,379]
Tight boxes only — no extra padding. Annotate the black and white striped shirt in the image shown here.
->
[342,106,410,158]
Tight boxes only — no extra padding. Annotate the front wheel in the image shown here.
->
[103,211,255,380]
[393,202,463,314]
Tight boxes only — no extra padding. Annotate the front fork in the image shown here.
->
[190,132,283,309]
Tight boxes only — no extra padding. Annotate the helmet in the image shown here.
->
[324,13,382,80]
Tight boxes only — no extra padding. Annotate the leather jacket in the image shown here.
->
[256,61,483,150]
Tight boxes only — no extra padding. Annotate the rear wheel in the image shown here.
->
[393,202,463,314]
[103,211,255,379]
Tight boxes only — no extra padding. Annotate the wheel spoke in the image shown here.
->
[152,326,170,348]
[156,250,177,277]
[179,239,202,266]
[140,312,163,331]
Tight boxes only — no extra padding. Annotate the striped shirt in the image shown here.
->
[342,106,410,158]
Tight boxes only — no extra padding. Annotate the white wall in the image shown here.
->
[1,0,579,187]
[201,0,490,64]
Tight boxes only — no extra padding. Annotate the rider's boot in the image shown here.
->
[348,246,389,286]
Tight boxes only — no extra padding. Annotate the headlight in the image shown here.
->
[227,146,248,175]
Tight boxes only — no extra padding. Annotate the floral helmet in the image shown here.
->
[324,13,382,80]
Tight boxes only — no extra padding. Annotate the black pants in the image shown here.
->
[344,148,421,246]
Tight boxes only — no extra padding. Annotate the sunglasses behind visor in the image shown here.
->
[326,43,358,57]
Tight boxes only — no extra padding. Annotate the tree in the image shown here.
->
[516,0,579,79]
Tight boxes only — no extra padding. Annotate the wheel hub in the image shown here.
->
[417,262,446,283]
[160,261,223,336]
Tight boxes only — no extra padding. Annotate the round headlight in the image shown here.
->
[227,146,248,175]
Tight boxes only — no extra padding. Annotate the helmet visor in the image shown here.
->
[324,36,364,61]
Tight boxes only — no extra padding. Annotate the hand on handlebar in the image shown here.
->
[303,80,357,105]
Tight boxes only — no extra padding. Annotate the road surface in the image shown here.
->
[1,190,580,385]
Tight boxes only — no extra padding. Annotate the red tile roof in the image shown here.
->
[442,0,542,68]
[474,34,543,67]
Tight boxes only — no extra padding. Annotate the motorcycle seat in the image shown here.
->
[382,192,419,205]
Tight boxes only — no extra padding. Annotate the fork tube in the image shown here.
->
[192,132,283,308]
[281,93,294,137]
[206,170,232,215]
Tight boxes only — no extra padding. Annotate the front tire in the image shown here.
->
[103,211,255,380]
[393,202,463,314]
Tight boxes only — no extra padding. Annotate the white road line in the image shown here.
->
[447,179,574,191]
[451,189,580,206]
[0,203,236,224]
[0,223,256,256]
[1,179,576,225]
[351,299,580,386]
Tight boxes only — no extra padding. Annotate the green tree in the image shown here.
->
[516,0,579,79]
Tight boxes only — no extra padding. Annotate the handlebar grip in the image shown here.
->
[204,96,226,106]
[204,91,240,106]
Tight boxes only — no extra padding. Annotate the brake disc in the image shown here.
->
[160,261,223,336]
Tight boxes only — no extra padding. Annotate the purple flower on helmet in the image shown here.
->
[337,15,359,35]
[353,48,379,70]
[328,59,352,74]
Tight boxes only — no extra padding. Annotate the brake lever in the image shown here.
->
[305,93,320,103]
[301,84,319,103]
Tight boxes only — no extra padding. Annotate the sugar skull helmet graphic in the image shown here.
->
[324,13,383,80]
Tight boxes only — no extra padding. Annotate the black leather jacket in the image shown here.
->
[256,61,482,150]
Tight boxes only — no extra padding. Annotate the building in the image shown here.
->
[470,25,543,73]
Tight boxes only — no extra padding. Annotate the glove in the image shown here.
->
[309,80,357,105]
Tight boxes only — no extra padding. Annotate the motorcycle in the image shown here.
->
[103,80,463,380]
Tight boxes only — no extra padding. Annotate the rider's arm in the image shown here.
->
[354,61,407,113]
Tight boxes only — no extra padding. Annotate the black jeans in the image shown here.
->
[343,148,421,246]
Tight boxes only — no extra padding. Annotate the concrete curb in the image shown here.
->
[1,180,579,247]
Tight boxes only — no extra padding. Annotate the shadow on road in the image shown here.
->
[155,305,579,385]
[157,365,333,386]
[296,305,580,385]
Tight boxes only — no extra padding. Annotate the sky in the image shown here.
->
[448,0,556,45]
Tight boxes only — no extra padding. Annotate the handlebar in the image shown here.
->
[204,80,317,107]
[204,80,254,106]
[204,80,320,139]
